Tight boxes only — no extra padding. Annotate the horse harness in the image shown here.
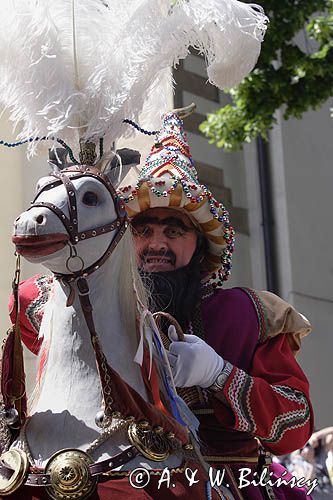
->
[0,166,184,500]
[0,446,140,499]
[29,164,129,280]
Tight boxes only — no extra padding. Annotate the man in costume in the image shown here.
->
[10,111,314,499]
[121,111,315,498]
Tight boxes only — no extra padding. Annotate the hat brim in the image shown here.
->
[120,178,234,279]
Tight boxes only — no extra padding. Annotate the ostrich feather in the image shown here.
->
[71,0,80,92]
[0,0,268,156]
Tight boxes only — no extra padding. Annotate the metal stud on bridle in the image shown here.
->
[28,164,128,281]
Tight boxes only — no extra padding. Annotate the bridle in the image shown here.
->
[28,164,129,282]
[27,164,130,425]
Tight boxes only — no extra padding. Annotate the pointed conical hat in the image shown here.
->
[118,112,235,287]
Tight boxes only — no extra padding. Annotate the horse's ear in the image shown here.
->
[104,148,141,186]
[48,148,71,171]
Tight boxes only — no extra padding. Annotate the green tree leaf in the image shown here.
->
[199,0,333,151]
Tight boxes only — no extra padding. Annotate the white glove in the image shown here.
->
[167,327,224,388]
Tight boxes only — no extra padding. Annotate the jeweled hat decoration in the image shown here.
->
[118,111,235,287]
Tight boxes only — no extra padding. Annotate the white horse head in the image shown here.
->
[14,166,126,274]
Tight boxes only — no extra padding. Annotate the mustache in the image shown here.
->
[140,249,176,265]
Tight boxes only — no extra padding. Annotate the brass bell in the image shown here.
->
[2,408,19,427]
[94,410,105,428]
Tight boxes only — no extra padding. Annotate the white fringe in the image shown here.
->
[0,0,268,156]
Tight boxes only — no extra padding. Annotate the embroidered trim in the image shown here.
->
[226,368,257,434]
[272,385,308,403]
[201,283,215,300]
[226,371,311,445]
[260,405,311,444]
[259,385,311,444]
[240,288,269,343]
[25,275,53,333]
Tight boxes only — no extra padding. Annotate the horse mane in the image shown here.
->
[113,228,149,336]
[29,227,149,412]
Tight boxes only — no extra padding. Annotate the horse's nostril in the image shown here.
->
[36,215,45,224]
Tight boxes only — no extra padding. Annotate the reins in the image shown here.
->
[1,255,27,430]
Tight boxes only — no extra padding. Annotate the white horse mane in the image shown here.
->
[29,227,149,411]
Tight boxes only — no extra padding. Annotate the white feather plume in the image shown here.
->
[0,0,268,155]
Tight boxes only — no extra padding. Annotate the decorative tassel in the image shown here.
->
[1,256,27,427]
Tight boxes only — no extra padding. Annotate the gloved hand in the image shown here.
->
[167,326,224,388]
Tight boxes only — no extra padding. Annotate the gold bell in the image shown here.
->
[0,448,29,496]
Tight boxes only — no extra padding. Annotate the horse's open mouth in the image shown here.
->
[12,234,69,257]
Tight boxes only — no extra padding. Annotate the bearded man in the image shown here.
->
[9,112,314,499]
[118,112,314,499]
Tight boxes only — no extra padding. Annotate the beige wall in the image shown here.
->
[269,105,333,428]
[0,116,48,388]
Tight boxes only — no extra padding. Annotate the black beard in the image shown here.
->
[140,254,202,332]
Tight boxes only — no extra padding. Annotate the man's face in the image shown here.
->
[132,208,198,272]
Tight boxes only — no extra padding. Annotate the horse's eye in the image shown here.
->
[82,191,98,206]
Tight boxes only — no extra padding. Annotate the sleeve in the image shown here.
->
[255,290,312,355]
[8,274,53,355]
[211,291,314,455]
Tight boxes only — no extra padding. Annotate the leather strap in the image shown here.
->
[1,256,27,425]
[54,218,128,283]
[22,446,140,487]
[89,446,139,475]
[76,277,115,413]
[29,166,126,246]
